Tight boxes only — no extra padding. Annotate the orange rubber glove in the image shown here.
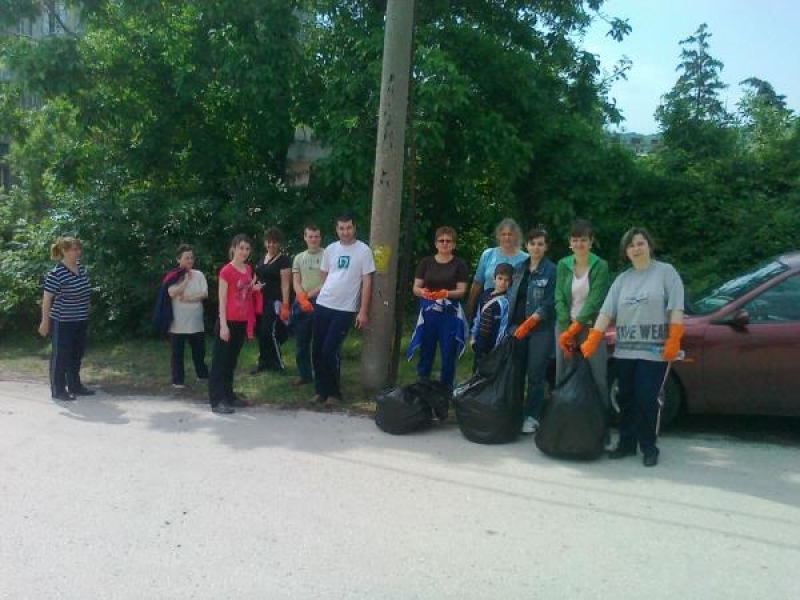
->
[513,315,540,339]
[558,321,583,355]
[279,302,290,322]
[662,323,684,361]
[423,288,448,300]
[297,292,314,313]
[580,328,604,358]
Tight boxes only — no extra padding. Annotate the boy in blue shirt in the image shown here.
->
[471,262,513,371]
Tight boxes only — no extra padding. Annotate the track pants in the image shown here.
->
[415,309,459,390]
[49,319,88,397]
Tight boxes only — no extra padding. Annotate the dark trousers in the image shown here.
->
[208,320,246,407]
[170,332,208,385]
[293,309,314,382]
[256,309,285,371]
[416,309,459,390]
[515,328,554,419]
[312,305,353,399]
[615,358,669,454]
[49,319,88,396]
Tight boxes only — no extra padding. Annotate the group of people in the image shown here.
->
[407,217,684,467]
[39,214,683,466]
[202,214,375,415]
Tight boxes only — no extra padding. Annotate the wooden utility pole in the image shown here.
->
[361,0,415,391]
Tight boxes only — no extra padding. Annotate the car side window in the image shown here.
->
[743,274,800,322]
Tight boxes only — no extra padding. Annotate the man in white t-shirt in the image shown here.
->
[312,214,375,405]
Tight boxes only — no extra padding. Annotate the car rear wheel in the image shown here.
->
[607,362,683,430]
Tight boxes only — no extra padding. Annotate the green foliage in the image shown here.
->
[656,23,729,130]
[644,24,800,290]
[0,197,58,331]
[2,7,799,343]
[300,0,630,272]
[1,1,305,336]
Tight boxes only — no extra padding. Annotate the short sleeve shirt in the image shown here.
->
[601,260,685,360]
[255,254,291,303]
[43,262,91,322]
[220,263,255,322]
[292,249,324,295]
[473,247,529,290]
[414,256,470,292]
[317,240,376,312]
[170,269,208,334]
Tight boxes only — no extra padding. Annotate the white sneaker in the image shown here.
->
[603,430,616,451]
[172,384,186,389]
[522,417,539,434]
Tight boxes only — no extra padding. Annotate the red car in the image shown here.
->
[607,251,800,428]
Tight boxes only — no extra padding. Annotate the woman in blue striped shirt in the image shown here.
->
[38,237,94,401]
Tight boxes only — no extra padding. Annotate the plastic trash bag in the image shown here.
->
[375,380,451,435]
[454,337,523,444]
[535,352,606,460]
[419,380,451,421]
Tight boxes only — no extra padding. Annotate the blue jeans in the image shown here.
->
[615,358,668,454]
[170,332,208,385]
[293,307,314,382]
[312,305,354,399]
[516,328,554,419]
[415,309,460,390]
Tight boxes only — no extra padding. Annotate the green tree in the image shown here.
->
[655,23,733,157]
[1,1,303,335]
[299,0,633,265]
[737,77,795,154]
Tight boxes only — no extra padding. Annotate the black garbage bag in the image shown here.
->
[535,352,606,460]
[454,337,523,444]
[419,380,451,421]
[375,380,452,435]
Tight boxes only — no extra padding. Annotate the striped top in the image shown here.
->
[43,262,91,322]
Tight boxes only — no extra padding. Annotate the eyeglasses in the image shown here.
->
[437,239,453,244]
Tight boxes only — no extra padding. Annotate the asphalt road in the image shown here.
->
[1,380,799,600]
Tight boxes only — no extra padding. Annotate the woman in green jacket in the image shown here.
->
[554,219,611,407]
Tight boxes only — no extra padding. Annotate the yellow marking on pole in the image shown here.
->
[372,244,392,274]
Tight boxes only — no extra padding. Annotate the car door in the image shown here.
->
[702,274,800,416]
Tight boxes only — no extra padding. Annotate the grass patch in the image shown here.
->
[0,329,478,413]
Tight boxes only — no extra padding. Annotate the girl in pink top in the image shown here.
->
[208,234,264,414]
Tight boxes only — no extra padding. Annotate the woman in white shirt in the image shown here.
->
[168,244,209,388]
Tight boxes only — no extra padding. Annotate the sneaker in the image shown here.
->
[71,386,95,396]
[211,402,235,414]
[608,445,637,459]
[642,447,660,467]
[309,394,324,404]
[292,377,312,386]
[324,396,339,407]
[52,392,77,402]
[172,383,186,389]
[521,417,539,434]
